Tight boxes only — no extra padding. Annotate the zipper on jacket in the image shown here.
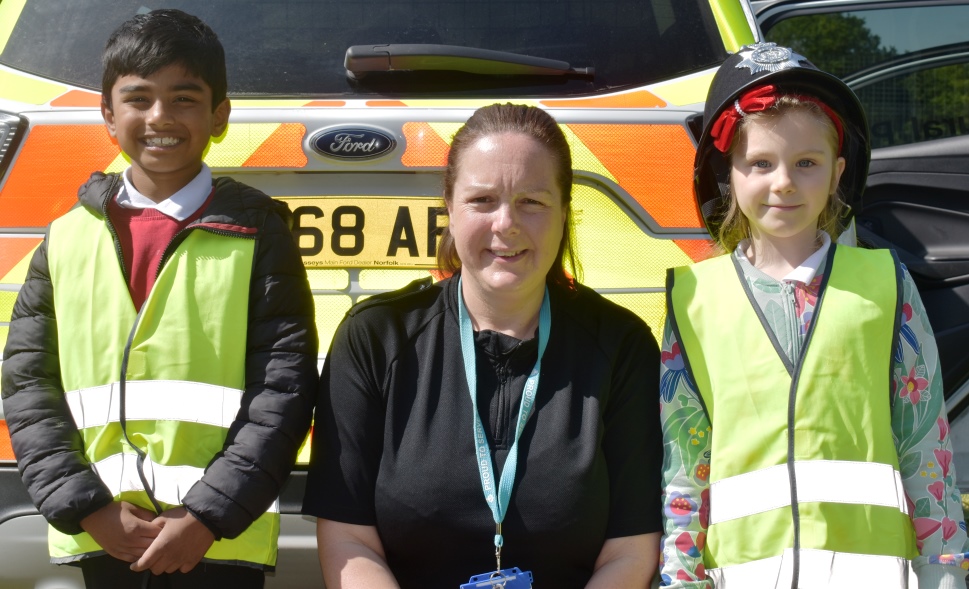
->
[494,363,507,446]
[784,282,801,362]
[783,245,838,589]
[782,281,803,589]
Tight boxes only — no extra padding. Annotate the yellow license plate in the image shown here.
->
[278,197,448,269]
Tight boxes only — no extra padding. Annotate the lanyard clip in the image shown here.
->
[495,522,503,572]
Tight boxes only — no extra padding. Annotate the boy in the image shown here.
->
[0,9,318,588]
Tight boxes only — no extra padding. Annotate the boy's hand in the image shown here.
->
[130,507,216,575]
[80,501,162,562]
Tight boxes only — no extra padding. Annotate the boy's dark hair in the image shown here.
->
[102,9,227,110]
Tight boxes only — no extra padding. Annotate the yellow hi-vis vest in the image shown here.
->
[668,245,916,589]
[45,205,279,569]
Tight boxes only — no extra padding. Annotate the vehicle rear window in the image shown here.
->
[1,0,728,97]
[763,5,969,148]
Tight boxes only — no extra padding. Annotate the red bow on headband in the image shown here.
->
[709,84,844,154]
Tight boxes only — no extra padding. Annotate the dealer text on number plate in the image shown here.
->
[279,197,448,269]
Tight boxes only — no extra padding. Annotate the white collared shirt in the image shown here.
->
[736,231,832,285]
[116,164,213,221]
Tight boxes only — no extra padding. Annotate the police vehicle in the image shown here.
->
[17,0,945,586]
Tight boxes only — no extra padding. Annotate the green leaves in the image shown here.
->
[664,404,710,483]
[914,497,932,519]
[899,450,923,480]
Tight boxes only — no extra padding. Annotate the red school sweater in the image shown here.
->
[107,189,214,311]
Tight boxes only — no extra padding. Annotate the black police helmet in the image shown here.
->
[694,42,870,239]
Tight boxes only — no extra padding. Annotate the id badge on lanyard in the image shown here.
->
[456,277,548,589]
[460,568,534,589]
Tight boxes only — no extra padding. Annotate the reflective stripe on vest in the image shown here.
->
[46,205,278,568]
[89,452,280,514]
[710,460,907,525]
[708,548,908,589]
[668,245,915,582]
[66,381,243,429]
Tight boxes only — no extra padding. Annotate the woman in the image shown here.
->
[302,103,662,588]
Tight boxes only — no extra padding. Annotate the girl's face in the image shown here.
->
[730,109,846,248]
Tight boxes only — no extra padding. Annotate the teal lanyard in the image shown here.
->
[457,277,550,570]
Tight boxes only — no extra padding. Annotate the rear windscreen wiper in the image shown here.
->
[345,44,594,79]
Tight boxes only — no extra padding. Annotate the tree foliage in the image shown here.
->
[767,13,969,148]
[766,13,896,78]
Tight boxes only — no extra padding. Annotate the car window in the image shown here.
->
[0,0,727,97]
[761,4,969,149]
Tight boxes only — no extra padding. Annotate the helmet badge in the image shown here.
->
[735,42,805,75]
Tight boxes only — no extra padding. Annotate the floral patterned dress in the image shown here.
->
[660,238,969,588]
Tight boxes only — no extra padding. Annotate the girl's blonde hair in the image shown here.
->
[716,95,847,254]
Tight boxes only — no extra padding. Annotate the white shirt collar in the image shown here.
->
[116,164,213,221]
[736,231,832,284]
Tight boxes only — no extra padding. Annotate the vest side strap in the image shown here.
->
[65,380,244,430]
[91,452,280,513]
[710,460,907,525]
[708,548,908,589]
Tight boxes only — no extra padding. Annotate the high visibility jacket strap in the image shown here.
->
[668,246,915,580]
[710,460,907,525]
[708,548,908,589]
[66,380,244,430]
[46,207,277,568]
[78,451,280,513]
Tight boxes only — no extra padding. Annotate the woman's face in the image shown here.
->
[447,132,565,304]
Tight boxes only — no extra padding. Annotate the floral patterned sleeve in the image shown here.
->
[659,316,713,588]
[893,267,969,587]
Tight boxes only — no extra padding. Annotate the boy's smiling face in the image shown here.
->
[102,64,230,202]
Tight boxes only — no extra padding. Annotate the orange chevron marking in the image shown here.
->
[0,419,16,460]
[0,421,12,461]
[242,123,308,168]
[50,90,102,108]
[0,237,41,278]
[0,126,120,227]
[367,100,408,107]
[674,239,715,262]
[566,124,703,228]
[541,90,666,109]
[401,122,449,168]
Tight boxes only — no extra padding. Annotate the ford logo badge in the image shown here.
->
[311,127,396,160]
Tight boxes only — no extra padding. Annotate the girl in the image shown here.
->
[660,43,969,588]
